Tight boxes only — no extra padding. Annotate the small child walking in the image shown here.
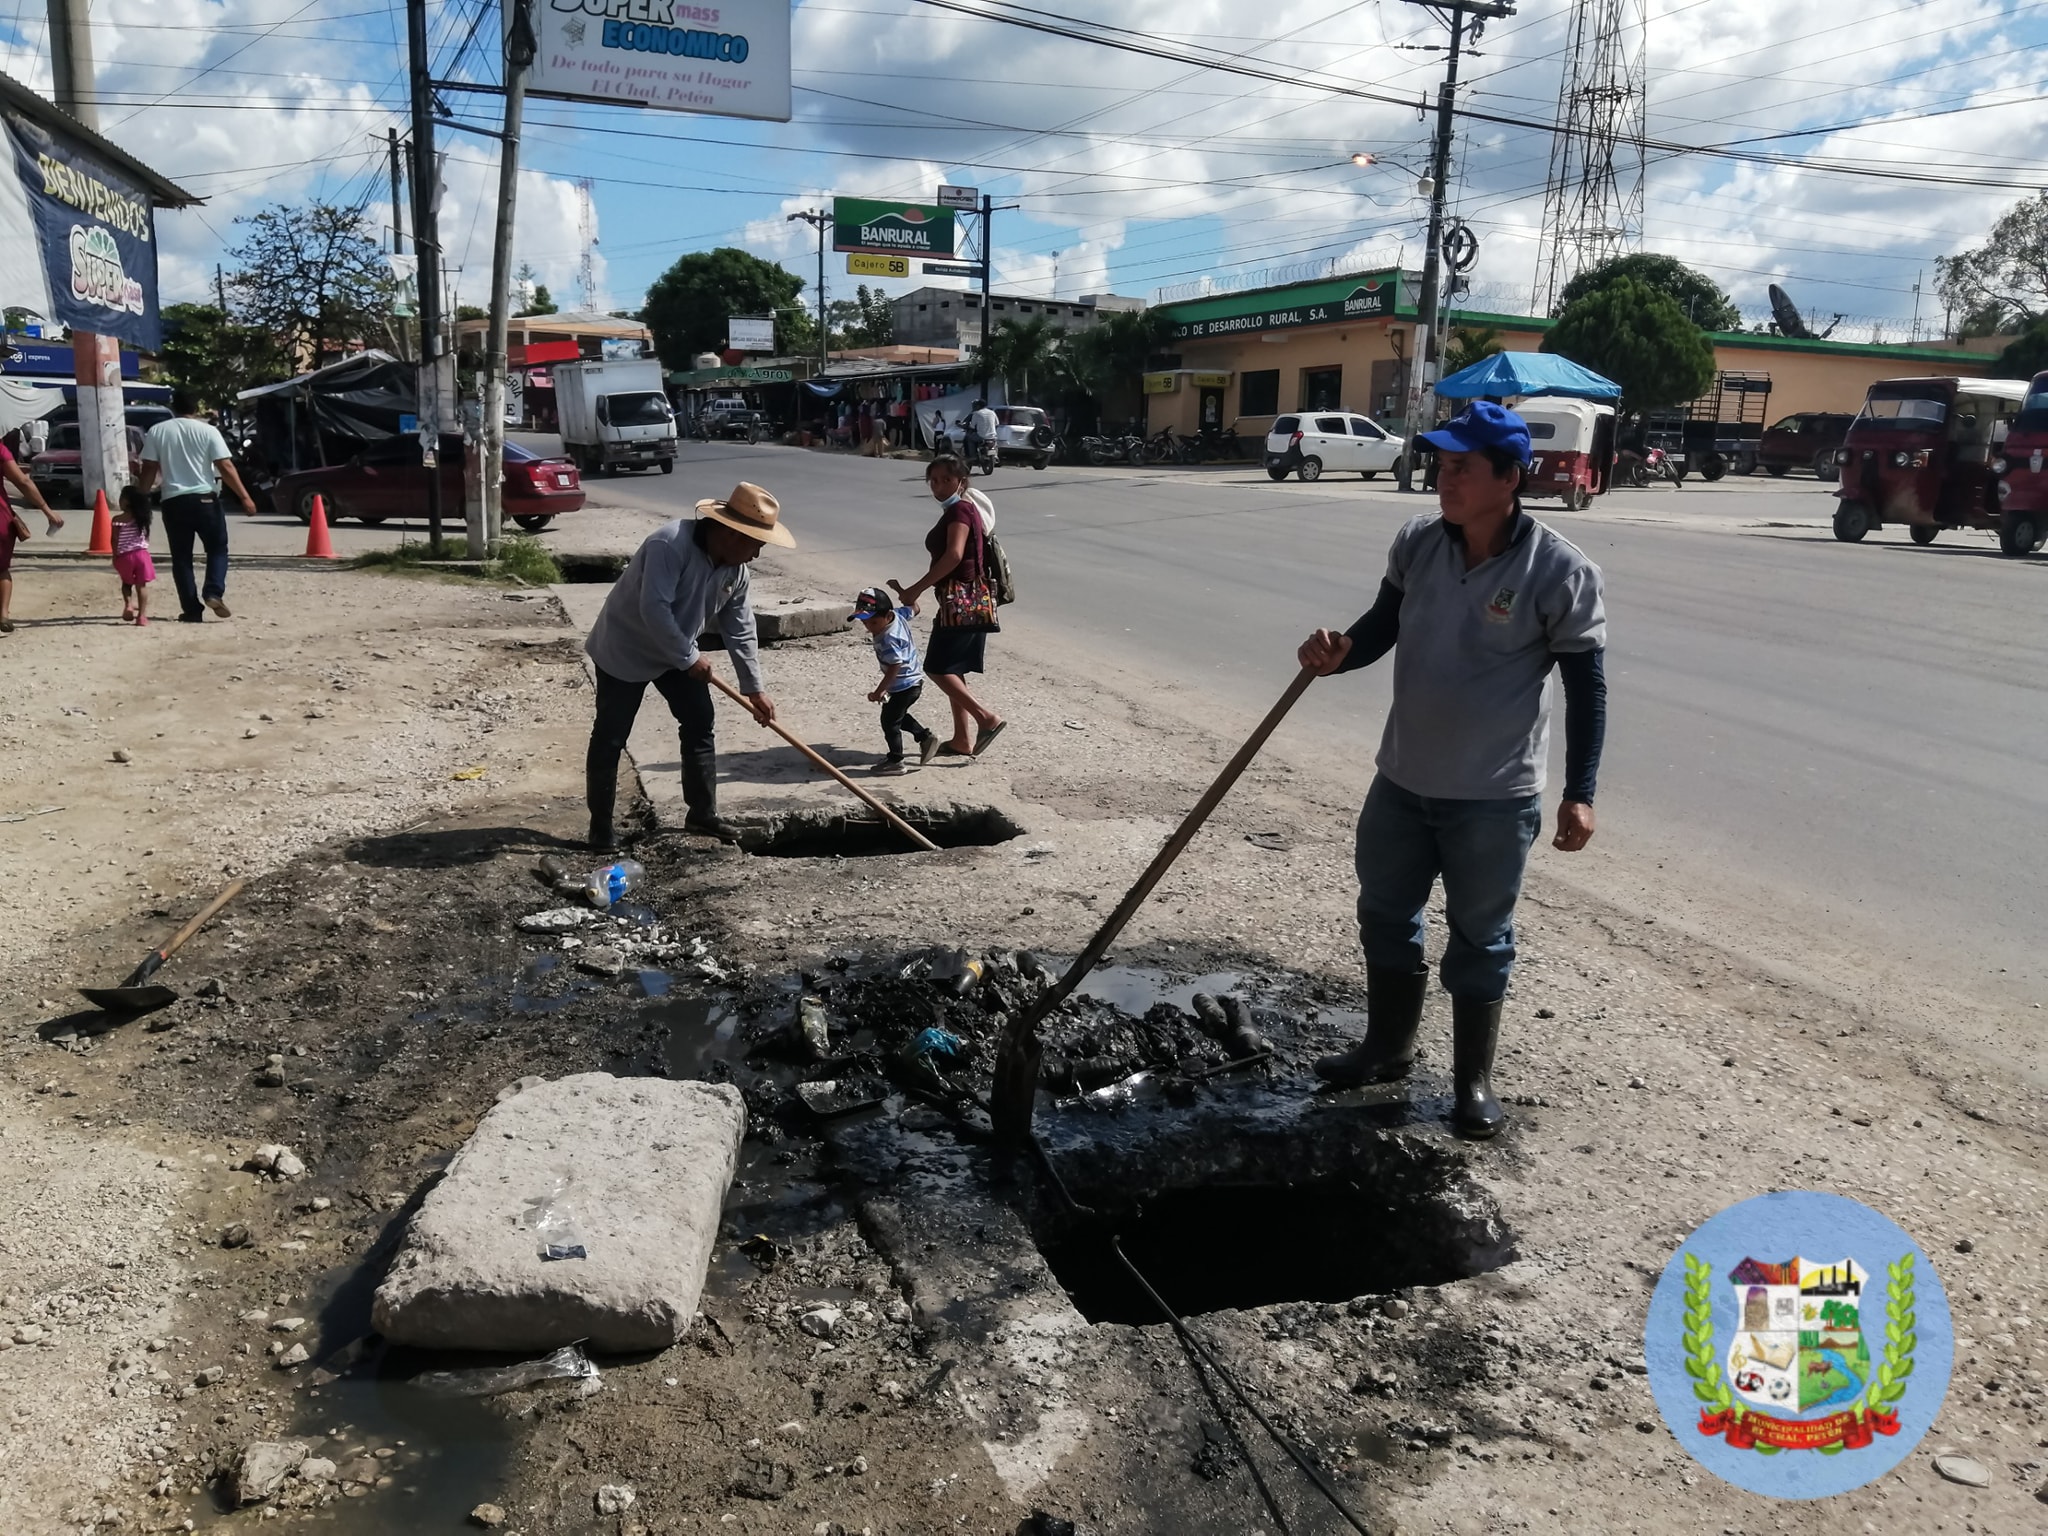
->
[850,585,938,773]
[113,486,157,625]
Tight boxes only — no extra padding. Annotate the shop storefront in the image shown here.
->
[1153,267,1995,440]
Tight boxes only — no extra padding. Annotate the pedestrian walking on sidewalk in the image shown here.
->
[112,486,157,625]
[892,454,1006,759]
[0,435,63,635]
[849,585,939,774]
[1298,401,1607,1139]
[582,481,792,851]
[137,390,258,623]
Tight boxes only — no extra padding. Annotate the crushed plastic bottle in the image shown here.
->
[930,947,986,997]
[581,858,644,909]
[1065,1070,1152,1111]
[797,995,831,1060]
[415,1343,600,1398]
[522,1177,588,1262]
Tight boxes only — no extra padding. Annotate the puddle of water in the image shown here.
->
[1072,966,1252,1016]
[651,993,741,1077]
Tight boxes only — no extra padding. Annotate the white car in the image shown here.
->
[993,405,1055,469]
[1264,412,1407,482]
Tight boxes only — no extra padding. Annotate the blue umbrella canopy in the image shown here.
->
[1435,350,1621,401]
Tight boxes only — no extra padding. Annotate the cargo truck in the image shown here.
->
[553,359,677,476]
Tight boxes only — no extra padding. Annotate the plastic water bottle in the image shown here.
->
[581,858,644,909]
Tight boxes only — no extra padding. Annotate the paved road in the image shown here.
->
[106,441,2038,1021]
[564,441,2048,1026]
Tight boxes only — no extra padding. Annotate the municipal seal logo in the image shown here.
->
[1645,1191,1952,1499]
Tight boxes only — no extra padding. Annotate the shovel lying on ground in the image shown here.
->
[705,673,940,853]
[989,667,1317,1149]
[80,877,248,1012]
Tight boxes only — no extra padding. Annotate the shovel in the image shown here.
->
[990,668,1317,1149]
[80,877,247,1012]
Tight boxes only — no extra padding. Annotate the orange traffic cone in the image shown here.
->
[303,493,337,559]
[85,489,114,556]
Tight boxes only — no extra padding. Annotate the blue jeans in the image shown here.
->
[161,494,229,618]
[1355,775,1542,1003]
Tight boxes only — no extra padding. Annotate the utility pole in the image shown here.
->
[1397,0,1513,492]
[481,0,538,555]
[978,193,993,395]
[48,0,126,512]
[406,0,446,551]
[786,209,829,374]
[385,128,412,363]
[215,265,227,312]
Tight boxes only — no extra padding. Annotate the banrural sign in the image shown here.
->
[1167,276,1398,342]
[527,0,791,121]
[832,198,955,258]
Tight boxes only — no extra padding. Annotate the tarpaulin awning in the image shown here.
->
[238,350,417,476]
[0,375,61,434]
[1436,351,1620,401]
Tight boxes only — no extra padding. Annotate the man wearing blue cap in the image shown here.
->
[1298,400,1607,1138]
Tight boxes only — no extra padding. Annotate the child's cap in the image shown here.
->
[848,586,892,622]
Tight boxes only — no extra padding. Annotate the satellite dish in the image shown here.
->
[1767,284,1814,340]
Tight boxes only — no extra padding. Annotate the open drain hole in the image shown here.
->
[737,805,1022,857]
[1031,1127,1515,1324]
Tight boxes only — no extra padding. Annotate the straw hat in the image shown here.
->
[695,482,797,548]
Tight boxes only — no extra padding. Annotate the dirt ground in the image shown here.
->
[1,528,2043,1535]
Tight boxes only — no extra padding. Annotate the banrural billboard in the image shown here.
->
[527,0,791,121]
[832,198,954,258]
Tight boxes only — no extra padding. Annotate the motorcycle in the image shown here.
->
[1618,444,1682,488]
[963,433,999,477]
[1143,426,1191,465]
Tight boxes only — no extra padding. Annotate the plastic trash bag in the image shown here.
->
[522,1177,588,1261]
[414,1344,599,1398]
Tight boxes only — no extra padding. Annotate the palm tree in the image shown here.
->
[981,317,1065,400]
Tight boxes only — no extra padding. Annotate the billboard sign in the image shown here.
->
[832,198,954,258]
[847,254,909,278]
[727,316,775,352]
[936,184,979,210]
[527,0,791,121]
[1168,279,1394,341]
[5,115,161,351]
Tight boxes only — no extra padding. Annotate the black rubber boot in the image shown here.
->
[1314,966,1429,1086]
[1451,996,1505,1139]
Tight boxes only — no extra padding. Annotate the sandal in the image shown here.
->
[972,721,1007,757]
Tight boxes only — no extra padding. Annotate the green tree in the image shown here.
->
[980,317,1067,399]
[1065,307,1173,401]
[1554,253,1741,331]
[514,263,558,317]
[226,201,392,363]
[642,247,808,363]
[1443,325,1504,375]
[1991,317,2048,379]
[1939,191,2048,333]
[826,284,894,348]
[1542,275,1715,422]
[155,303,288,408]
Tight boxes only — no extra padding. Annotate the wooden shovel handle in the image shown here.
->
[156,877,248,962]
[704,673,941,853]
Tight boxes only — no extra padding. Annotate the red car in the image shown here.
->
[271,437,584,532]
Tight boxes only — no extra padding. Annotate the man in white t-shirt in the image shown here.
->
[138,391,258,623]
[965,399,1000,462]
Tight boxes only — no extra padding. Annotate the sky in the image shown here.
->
[2,0,2045,339]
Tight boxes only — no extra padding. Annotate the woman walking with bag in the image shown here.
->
[893,453,1007,758]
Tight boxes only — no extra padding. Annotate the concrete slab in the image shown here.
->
[371,1074,745,1353]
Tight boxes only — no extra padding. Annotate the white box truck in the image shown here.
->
[553,359,678,476]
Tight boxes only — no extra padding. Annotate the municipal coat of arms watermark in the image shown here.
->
[1645,1191,1953,1499]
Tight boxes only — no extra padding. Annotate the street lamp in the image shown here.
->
[1350,152,1434,200]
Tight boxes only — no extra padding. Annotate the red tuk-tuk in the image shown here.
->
[1518,398,1616,510]
[1992,370,2048,556]
[1831,376,2029,545]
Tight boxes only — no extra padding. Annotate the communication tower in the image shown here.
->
[1534,0,1648,313]
[576,178,598,312]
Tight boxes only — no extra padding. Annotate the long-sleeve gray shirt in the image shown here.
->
[584,518,762,692]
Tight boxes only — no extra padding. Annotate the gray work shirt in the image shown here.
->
[1377,511,1606,800]
[584,518,762,692]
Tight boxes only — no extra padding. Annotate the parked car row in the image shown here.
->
[272,437,585,532]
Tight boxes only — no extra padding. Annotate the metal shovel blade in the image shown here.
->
[78,982,180,1013]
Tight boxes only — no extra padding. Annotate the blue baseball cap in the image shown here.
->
[1418,400,1532,466]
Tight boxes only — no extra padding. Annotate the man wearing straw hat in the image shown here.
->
[584,481,796,850]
